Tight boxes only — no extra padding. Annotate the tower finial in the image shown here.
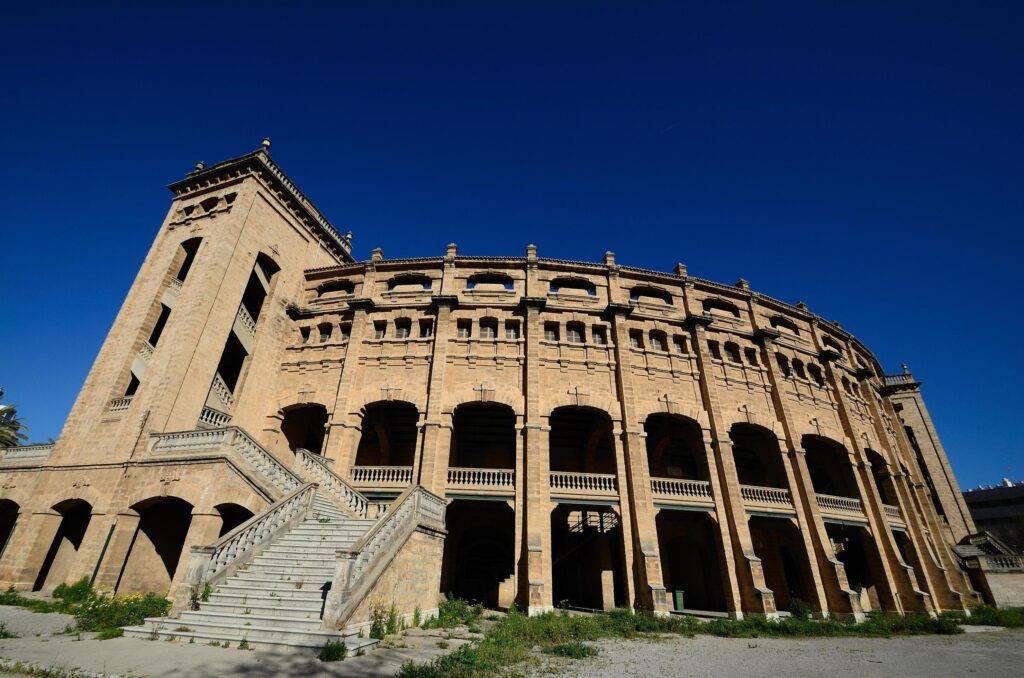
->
[194,160,205,171]
[261,137,272,151]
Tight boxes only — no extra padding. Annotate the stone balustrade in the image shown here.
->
[108,396,133,412]
[198,407,232,428]
[550,471,618,496]
[815,493,864,515]
[168,277,183,292]
[236,305,257,337]
[740,484,793,507]
[883,503,902,520]
[650,477,714,503]
[229,428,302,494]
[138,341,155,362]
[211,373,234,412]
[447,467,515,490]
[294,449,371,518]
[350,465,413,487]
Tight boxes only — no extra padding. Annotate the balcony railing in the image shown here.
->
[650,477,714,505]
[350,465,413,487]
[138,341,155,362]
[169,277,183,292]
[740,485,793,508]
[109,396,133,412]
[816,493,864,516]
[550,471,617,496]
[882,503,902,520]
[447,467,515,494]
[0,444,54,464]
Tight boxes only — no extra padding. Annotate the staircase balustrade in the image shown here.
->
[294,449,371,518]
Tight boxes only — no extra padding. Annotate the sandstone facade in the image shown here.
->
[0,145,997,625]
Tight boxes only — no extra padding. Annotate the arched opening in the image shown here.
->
[630,285,673,305]
[549,277,596,297]
[466,272,514,291]
[548,407,615,474]
[281,404,329,455]
[656,510,727,612]
[865,449,894,505]
[316,280,355,298]
[450,403,515,470]
[117,496,193,595]
[354,402,418,467]
[215,503,254,538]
[551,504,626,610]
[731,424,788,489]
[749,517,812,613]
[826,523,887,612]
[803,435,859,499]
[702,298,740,319]
[387,274,432,292]
[33,499,93,592]
[440,500,515,608]
[644,414,708,481]
[0,500,19,562]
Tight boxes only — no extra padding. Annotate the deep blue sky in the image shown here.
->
[1,2,1020,488]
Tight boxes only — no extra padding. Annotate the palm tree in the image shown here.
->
[0,404,29,447]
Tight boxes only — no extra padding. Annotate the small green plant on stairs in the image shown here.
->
[319,640,348,662]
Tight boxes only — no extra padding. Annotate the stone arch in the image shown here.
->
[449,402,518,470]
[544,391,619,424]
[802,435,859,499]
[444,388,523,417]
[33,498,94,592]
[0,499,18,562]
[644,413,710,481]
[632,399,709,431]
[354,401,420,467]
[722,408,783,440]
[548,405,616,475]
[214,503,255,538]
[729,423,789,489]
[117,495,194,596]
[280,402,330,454]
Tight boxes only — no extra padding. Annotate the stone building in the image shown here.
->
[0,144,1008,648]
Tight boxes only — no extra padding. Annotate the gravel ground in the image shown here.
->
[0,606,76,637]
[528,628,1024,678]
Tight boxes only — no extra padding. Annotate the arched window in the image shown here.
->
[769,316,800,335]
[702,298,740,318]
[673,335,688,354]
[317,280,354,298]
[387,274,433,292]
[708,340,722,360]
[549,277,596,296]
[592,326,608,345]
[807,363,825,386]
[466,272,514,291]
[544,322,560,341]
[791,358,807,380]
[630,286,673,305]
[395,318,411,339]
[175,237,202,283]
[479,318,498,339]
[744,347,759,366]
[629,330,644,349]
[317,323,333,343]
[822,335,843,353]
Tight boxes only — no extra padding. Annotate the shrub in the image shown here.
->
[75,593,171,632]
[542,641,598,659]
[319,640,348,661]
[369,603,388,639]
[53,578,92,605]
[949,606,1024,628]
[412,605,422,628]
[96,627,123,640]
[422,597,482,629]
[788,598,811,621]
[386,604,401,635]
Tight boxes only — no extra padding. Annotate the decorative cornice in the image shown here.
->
[348,298,376,312]
[519,296,546,311]
[431,295,459,310]
[819,348,843,364]
[603,302,634,319]
[754,327,781,345]
[684,313,715,330]
[167,148,354,263]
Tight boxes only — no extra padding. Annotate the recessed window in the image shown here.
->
[770,316,800,335]
[724,342,741,363]
[650,331,667,352]
[388,274,432,292]
[807,363,825,386]
[629,330,644,349]
[148,304,172,347]
[480,319,498,339]
[673,335,688,354]
[792,359,807,380]
[299,327,310,344]
[395,318,411,339]
[457,319,472,339]
[592,327,607,345]
[544,322,560,341]
[419,320,433,338]
[703,298,740,318]
[776,353,791,377]
[549,277,596,296]
[567,323,585,344]
[630,286,673,305]
[340,324,351,341]
[317,280,355,298]
[374,321,387,340]
[505,321,520,340]
[318,323,333,342]
[708,340,722,360]
[744,348,759,366]
[467,273,514,291]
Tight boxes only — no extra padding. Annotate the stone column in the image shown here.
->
[417,295,457,494]
[606,304,667,613]
[684,311,774,617]
[324,298,375,473]
[0,510,61,589]
[92,511,141,594]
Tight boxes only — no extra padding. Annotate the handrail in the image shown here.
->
[229,428,302,494]
[173,483,316,612]
[350,465,413,486]
[323,485,446,629]
[882,503,902,520]
[447,467,515,488]
[211,373,235,411]
[235,305,257,337]
[109,396,133,412]
[294,449,371,518]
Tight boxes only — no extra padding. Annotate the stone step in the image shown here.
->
[201,601,323,618]
[242,564,335,578]
[123,620,377,653]
[252,554,336,567]
[230,573,331,589]
[214,585,326,602]
[178,610,325,631]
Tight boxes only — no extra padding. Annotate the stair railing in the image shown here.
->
[321,485,446,629]
[171,483,316,614]
[292,448,372,519]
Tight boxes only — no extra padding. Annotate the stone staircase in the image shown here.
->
[125,493,378,652]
